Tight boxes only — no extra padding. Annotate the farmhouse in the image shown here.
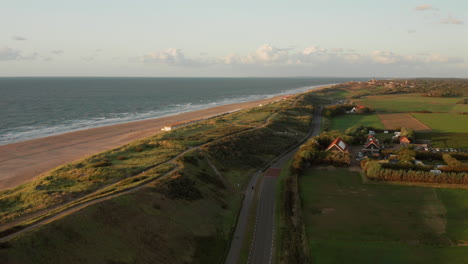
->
[400,136,411,145]
[362,135,382,154]
[325,137,349,152]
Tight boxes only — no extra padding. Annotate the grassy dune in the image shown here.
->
[0,92,318,263]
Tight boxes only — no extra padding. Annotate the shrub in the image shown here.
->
[89,160,111,168]
[443,154,463,167]
[116,156,127,160]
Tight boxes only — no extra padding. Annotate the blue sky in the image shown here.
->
[1,0,467,77]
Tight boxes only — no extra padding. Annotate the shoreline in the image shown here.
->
[0,85,331,191]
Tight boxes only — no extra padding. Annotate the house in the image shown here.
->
[161,126,172,131]
[346,107,357,114]
[400,136,411,145]
[325,137,349,152]
[430,170,442,175]
[384,131,389,134]
[362,135,382,154]
[368,130,376,136]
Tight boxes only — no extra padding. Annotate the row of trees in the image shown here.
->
[442,154,463,167]
[364,161,468,184]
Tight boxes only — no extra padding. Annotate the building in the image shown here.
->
[161,126,172,131]
[362,135,382,154]
[400,136,411,145]
[325,137,349,152]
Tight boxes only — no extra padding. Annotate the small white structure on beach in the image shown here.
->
[161,126,172,131]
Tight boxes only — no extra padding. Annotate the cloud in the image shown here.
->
[51,49,64,55]
[414,4,435,11]
[441,15,464,25]
[141,48,214,66]
[0,47,22,60]
[138,44,464,73]
[12,36,27,41]
[407,29,416,34]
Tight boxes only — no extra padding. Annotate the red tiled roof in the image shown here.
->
[325,137,349,152]
[400,136,411,143]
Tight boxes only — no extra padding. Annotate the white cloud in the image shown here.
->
[0,47,41,61]
[12,36,27,41]
[414,4,435,11]
[51,49,64,55]
[141,48,212,66]
[441,15,464,25]
[0,47,22,60]
[138,44,464,73]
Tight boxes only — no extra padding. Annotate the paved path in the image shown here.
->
[225,106,322,264]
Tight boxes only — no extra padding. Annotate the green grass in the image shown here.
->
[299,167,468,264]
[411,113,468,133]
[355,94,467,113]
[329,114,385,132]
[415,132,468,149]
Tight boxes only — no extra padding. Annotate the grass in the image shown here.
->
[0,91,321,263]
[411,113,468,133]
[355,94,467,113]
[416,132,468,149]
[328,114,385,132]
[299,167,468,264]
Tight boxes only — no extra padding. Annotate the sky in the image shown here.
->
[1,0,467,77]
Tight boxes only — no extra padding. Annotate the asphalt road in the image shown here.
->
[248,107,322,264]
[225,107,322,264]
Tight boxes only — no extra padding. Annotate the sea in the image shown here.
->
[0,77,366,145]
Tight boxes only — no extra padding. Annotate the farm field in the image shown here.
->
[299,167,468,264]
[378,113,431,131]
[411,113,468,133]
[354,94,467,113]
[416,132,468,149]
[329,114,385,132]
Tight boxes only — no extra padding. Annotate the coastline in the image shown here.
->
[0,85,331,191]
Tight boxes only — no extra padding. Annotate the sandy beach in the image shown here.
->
[0,90,324,191]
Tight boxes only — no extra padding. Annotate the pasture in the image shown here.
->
[416,132,468,149]
[411,113,468,133]
[354,94,467,113]
[378,113,431,131]
[299,167,468,264]
[328,114,385,132]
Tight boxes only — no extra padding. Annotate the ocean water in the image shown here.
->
[0,77,364,145]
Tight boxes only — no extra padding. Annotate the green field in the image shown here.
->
[299,167,468,264]
[416,132,468,149]
[328,114,385,132]
[411,113,468,133]
[355,94,467,113]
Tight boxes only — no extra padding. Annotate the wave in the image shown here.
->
[0,83,332,145]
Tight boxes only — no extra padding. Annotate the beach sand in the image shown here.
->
[0,85,331,191]
[0,93,297,190]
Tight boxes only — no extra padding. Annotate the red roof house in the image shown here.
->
[325,137,349,152]
[400,136,411,145]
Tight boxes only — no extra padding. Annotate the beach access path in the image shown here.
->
[0,96,285,191]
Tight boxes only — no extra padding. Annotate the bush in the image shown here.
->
[116,156,127,160]
[443,154,463,167]
[89,160,111,168]
[153,174,202,200]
